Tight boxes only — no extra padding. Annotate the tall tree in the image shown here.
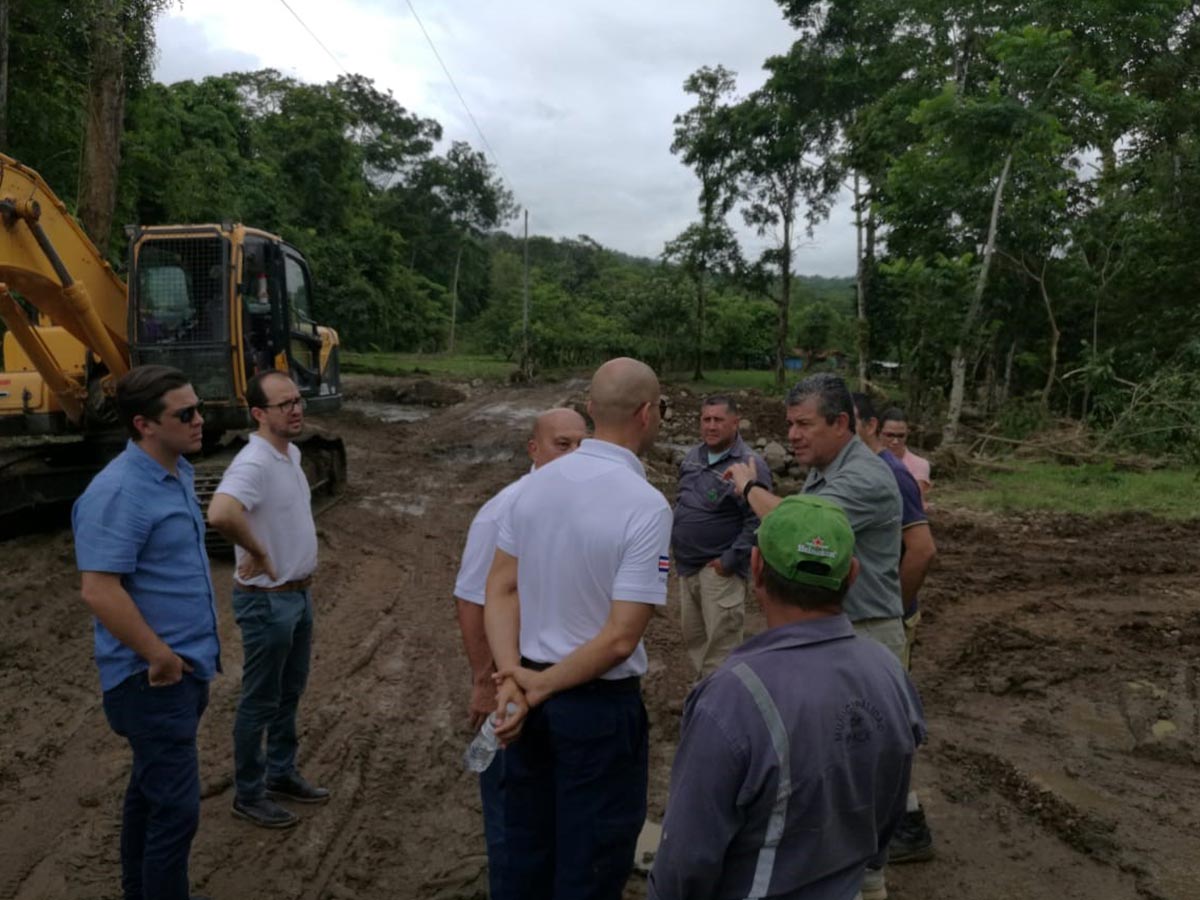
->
[78,0,167,254]
[416,141,516,352]
[671,64,741,379]
[733,44,840,387]
[0,0,9,150]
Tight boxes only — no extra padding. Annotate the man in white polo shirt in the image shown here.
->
[453,406,587,898]
[208,370,328,830]
[484,357,672,900]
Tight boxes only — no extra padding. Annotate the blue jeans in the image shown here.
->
[492,681,648,900]
[102,671,210,900]
[232,588,313,800]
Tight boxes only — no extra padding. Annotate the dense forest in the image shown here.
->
[2,1,1200,452]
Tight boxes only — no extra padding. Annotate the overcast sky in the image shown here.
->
[153,0,856,277]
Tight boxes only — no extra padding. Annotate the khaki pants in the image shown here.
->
[679,567,746,678]
[901,609,921,671]
[852,616,907,666]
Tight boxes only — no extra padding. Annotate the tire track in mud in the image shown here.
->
[8,378,1200,900]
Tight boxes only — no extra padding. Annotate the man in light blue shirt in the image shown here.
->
[73,365,220,900]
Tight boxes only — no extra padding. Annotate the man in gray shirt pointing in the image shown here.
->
[726,373,905,659]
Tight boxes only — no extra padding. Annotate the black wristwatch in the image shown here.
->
[743,480,769,501]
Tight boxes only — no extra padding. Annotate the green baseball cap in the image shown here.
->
[757,495,854,590]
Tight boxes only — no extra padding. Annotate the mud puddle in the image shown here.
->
[343,400,433,423]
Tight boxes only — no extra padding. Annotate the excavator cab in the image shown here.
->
[128,224,341,433]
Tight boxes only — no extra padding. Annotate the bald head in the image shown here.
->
[588,357,660,427]
[528,407,588,468]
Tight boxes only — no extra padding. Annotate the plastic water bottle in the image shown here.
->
[463,703,519,773]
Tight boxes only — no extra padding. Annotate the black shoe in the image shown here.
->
[232,795,299,829]
[266,771,330,804]
[888,807,934,863]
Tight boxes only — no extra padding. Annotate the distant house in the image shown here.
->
[870,360,902,380]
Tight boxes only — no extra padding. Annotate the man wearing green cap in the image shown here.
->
[649,496,926,900]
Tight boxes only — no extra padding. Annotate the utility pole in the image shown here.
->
[521,208,531,380]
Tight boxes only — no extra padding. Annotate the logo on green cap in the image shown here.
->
[757,495,854,590]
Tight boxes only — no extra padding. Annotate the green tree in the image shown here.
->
[732,43,840,387]
[670,64,742,378]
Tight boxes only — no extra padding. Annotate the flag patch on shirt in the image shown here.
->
[658,555,670,574]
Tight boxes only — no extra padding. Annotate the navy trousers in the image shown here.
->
[492,680,648,900]
[231,588,313,800]
[102,671,210,900]
[480,748,506,897]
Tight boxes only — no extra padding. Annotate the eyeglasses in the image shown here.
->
[164,402,204,424]
[261,397,306,413]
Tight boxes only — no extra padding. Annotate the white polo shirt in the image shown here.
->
[215,434,317,588]
[454,474,528,605]
[496,438,671,679]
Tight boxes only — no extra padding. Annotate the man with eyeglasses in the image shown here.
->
[879,409,931,499]
[73,364,221,900]
[208,370,328,829]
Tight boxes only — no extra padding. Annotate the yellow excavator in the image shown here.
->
[0,152,346,534]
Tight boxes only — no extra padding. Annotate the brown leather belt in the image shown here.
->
[236,576,313,593]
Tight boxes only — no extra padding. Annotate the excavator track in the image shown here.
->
[0,429,347,545]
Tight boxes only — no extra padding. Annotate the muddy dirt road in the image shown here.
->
[1,375,1197,900]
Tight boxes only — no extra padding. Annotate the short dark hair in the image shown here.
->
[879,407,908,429]
[850,391,879,425]
[246,370,293,410]
[702,393,738,415]
[760,556,848,609]
[115,365,190,440]
[787,373,856,433]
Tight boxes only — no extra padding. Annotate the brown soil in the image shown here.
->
[1,375,1198,900]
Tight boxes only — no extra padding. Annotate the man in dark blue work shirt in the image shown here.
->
[73,365,221,900]
[649,495,925,900]
[671,394,771,677]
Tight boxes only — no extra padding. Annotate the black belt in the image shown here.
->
[236,576,313,593]
[520,656,641,693]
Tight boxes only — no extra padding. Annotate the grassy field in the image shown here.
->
[341,352,788,392]
[940,461,1200,520]
[341,352,518,380]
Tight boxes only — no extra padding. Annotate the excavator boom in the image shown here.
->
[0,154,129,417]
[0,153,345,538]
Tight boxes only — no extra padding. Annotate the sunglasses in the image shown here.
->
[164,401,204,424]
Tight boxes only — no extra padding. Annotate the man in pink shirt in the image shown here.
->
[880,408,931,498]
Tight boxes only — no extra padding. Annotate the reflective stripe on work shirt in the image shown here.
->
[732,662,791,900]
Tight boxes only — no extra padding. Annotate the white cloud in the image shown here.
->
[153,0,856,276]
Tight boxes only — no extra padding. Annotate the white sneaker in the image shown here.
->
[861,866,887,900]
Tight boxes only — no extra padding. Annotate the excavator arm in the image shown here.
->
[0,153,129,425]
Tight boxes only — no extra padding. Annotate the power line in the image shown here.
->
[276,0,352,77]
[275,0,519,206]
[403,0,512,189]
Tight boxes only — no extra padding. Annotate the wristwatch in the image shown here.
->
[743,480,769,501]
